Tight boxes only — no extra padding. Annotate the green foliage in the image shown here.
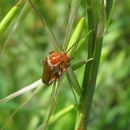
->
[0,0,22,35]
[0,0,130,130]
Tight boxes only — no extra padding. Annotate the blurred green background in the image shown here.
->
[0,0,130,130]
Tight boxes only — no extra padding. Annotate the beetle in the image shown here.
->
[41,34,85,86]
[41,51,70,85]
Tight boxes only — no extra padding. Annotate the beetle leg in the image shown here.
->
[70,57,74,60]
[61,48,65,53]
[50,76,56,84]
[63,67,67,72]
[58,69,62,76]
[54,62,60,67]
[67,63,71,67]
[49,51,55,55]
[40,60,45,64]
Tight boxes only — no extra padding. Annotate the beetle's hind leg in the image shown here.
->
[40,60,46,64]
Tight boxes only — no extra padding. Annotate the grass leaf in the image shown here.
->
[66,17,85,56]
[0,79,42,104]
[0,0,23,35]
[39,75,65,129]
[63,0,81,49]
[49,104,76,125]
[67,67,82,97]
[72,58,93,71]
[2,84,42,130]
[1,0,33,53]
[28,0,62,52]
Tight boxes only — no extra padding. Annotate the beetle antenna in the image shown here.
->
[66,30,92,54]
[28,0,62,52]
[66,38,82,54]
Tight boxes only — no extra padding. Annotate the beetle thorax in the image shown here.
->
[49,51,70,67]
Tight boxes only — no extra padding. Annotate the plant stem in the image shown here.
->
[49,104,76,125]
[75,0,110,129]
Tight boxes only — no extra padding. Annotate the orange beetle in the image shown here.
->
[41,51,70,85]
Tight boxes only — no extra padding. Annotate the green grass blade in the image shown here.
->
[76,1,109,129]
[87,37,103,109]
[79,38,103,130]
[2,84,43,130]
[63,0,81,49]
[67,67,82,97]
[76,30,92,53]
[39,75,65,130]
[0,0,23,35]
[66,17,85,56]
[0,79,42,104]
[42,82,58,129]
[106,0,113,19]
[106,0,115,28]
[49,104,76,125]
[38,104,76,128]
[72,58,93,71]
[1,0,34,53]
[28,0,62,52]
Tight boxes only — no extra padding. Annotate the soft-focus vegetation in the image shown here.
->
[0,0,130,130]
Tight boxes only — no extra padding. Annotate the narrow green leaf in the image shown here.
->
[0,79,42,104]
[106,0,115,28]
[1,0,34,53]
[106,0,113,19]
[76,30,92,52]
[66,17,85,56]
[81,38,103,129]
[38,103,75,129]
[76,1,109,129]
[2,84,43,130]
[49,104,76,125]
[63,0,81,49]
[28,0,62,52]
[0,0,23,35]
[39,75,65,130]
[72,58,93,71]
[67,67,82,97]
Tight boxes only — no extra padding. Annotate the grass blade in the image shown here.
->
[2,84,43,130]
[1,0,34,53]
[49,104,76,125]
[0,0,23,35]
[63,0,81,49]
[106,0,115,28]
[66,17,85,56]
[0,79,42,104]
[67,67,82,97]
[106,0,113,19]
[72,58,93,71]
[28,0,62,52]
[38,75,65,130]
[37,104,76,128]
[75,1,109,129]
